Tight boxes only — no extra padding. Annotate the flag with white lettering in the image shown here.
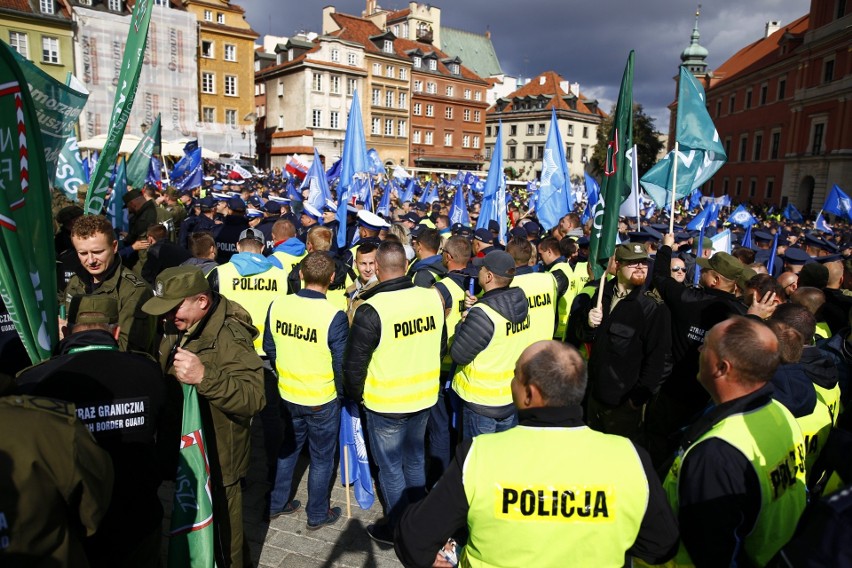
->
[84,0,153,215]
[168,384,215,567]
[126,113,161,188]
[54,135,86,201]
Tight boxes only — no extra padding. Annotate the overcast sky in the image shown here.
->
[242,0,810,131]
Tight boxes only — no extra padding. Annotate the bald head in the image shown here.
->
[512,341,587,408]
[777,271,799,294]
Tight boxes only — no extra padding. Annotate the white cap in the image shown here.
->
[357,209,390,230]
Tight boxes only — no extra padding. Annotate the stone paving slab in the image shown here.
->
[161,417,404,567]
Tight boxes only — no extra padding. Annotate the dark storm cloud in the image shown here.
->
[244,0,810,130]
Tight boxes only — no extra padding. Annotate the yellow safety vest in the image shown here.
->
[814,382,841,426]
[815,321,830,340]
[439,276,467,373]
[453,304,531,407]
[215,261,288,355]
[362,286,444,413]
[571,261,590,298]
[461,425,649,568]
[664,400,806,567]
[271,248,306,281]
[268,294,342,406]
[796,396,833,483]
[548,261,575,340]
[511,272,557,342]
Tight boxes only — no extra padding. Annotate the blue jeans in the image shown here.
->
[269,398,340,524]
[365,408,429,526]
[462,404,517,440]
[427,386,459,485]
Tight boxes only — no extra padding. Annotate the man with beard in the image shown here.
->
[578,243,671,441]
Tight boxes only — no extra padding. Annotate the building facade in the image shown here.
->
[486,70,604,181]
[0,0,75,83]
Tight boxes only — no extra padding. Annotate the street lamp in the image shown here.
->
[411,147,425,162]
[243,112,257,164]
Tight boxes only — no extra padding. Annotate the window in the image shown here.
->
[371,118,380,135]
[201,72,214,94]
[201,40,213,58]
[725,137,731,157]
[444,132,453,146]
[278,115,284,130]
[426,82,436,94]
[486,147,492,159]
[760,84,768,106]
[464,89,471,100]
[426,104,434,117]
[40,0,54,14]
[204,9,212,21]
[473,136,480,149]
[348,52,357,66]
[217,13,224,24]
[385,91,393,107]
[428,59,437,71]
[329,75,340,94]
[739,135,748,162]
[398,92,407,109]
[403,23,409,37]
[225,109,236,126]
[312,109,322,129]
[753,133,763,161]
[425,131,433,145]
[734,179,742,196]
[413,130,421,144]
[463,109,471,121]
[373,63,382,75]
[838,0,847,19]
[413,56,421,68]
[372,88,381,105]
[485,126,491,137]
[729,94,736,114]
[474,91,481,102]
[812,122,825,155]
[463,135,471,148]
[224,44,236,62]
[581,146,588,162]
[538,123,546,135]
[723,178,729,195]
[413,80,423,93]
[312,73,322,92]
[716,100,722,117]
[509,125,517,136]
[386,65,394,78]
[778,78,786,100]
[9,32,28,59]
[330,111,340,129]
[508,146,517,159]
[330,49,339,62]
[413,103,422,116]
[582,126,589,138]
[765,179,774,199]
[526,124,535,135]
[474,110,481,122]
[537,146,544,160]
[399,68,407,80]
[383,40,393,54]
[449,63,459,74]
[525,145,533,160]
[224,75,237,96]
[202,107,215,123]
[277,81,284,97]
[824,59,835,83]
[748,178,757,198]
[567,124,574,136]
[566,145,573,162]
[41,36,59,64]
[393,25,399,36]
[745,89,752,109]
[770,131,781,159]
[107,0,121,11]
[445,106,453,119]
[446,85,454,97]
[397,120,406,137]
[347,78,356,96]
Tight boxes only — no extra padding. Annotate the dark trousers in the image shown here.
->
[586,395,645,445]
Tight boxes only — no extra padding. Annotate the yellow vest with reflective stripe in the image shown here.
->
[461,425,649,568]
[664,400,806,567]
[268,294,342,406]
[363,286,444,413]
[796,396,833,481]
[814,382,841,426]
[815,321,830,340]
[571,261,590,298]
[440,276,467,373]
[548,261,575,340]
[511,272,557,342]
[271,249,306,281]
[215,261,288,355]
[453,304,531,407]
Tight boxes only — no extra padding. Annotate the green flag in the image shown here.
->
[168,384,216,567]
[589,51,634,278]
[126,113,161,189]
[84,0,154,215]
[0,42,63,362]
[54,135,87,201]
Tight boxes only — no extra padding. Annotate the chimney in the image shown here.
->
[559,80,570,94]
[539,76,546,86]
[571,82,580,96]
[485,28,491,40]
[765,20,780,37]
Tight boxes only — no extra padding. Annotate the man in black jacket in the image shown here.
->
[579,243,671,442]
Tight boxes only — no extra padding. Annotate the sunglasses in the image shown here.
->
[671,267,687,273]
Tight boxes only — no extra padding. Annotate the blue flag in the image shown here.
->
[641,66,727,208]
[302,148,332,212]
[449,187,469,226]
[537,108,572,231]
[822,184,852,222]
[782,203,803,223]
[339,401,375,510]
[727,204,757,228]
[686,204,714,231]
[366,148,386,176]
[337,90,369,249]
[376,182,391,217]
[767,232,780,274]
[169,141,203,191]
[325,158,342,184]
[693,224,706,286]
[741,225,753,248]
[401,177,417,203]
[286,175,302,203]
[815,211,833,234]
[476,122,507,244]
[146,156,162,186]
[689,188,702,210]
[582,172,600,226]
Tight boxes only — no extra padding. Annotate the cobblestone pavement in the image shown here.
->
[161,418,405,568]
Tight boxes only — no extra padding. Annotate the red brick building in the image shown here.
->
[669,0,851,210]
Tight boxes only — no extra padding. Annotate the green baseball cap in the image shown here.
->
[142,266,210,315]
[68,295,119,325]
[615,243,649,262]
[696,252,747,282]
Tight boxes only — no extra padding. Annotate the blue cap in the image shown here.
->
[815,254,842,264]
[227,196,246,212]
[509,226,528,238]
[198,196,215,210]
[577,236,590,246]
[524,221,541,236]
[753,230,773,243]
[245,208,263,219]
[473,228,493,243]
[782,247,813,266]
[263,201,282,214]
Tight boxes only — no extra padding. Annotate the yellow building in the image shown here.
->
[0,0,75,82]
[182,0,258,156]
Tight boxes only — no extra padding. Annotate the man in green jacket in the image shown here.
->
[143,266,265,568]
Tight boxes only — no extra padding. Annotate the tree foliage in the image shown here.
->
[590,103,664,179]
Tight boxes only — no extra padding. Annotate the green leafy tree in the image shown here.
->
[591,103,663,178]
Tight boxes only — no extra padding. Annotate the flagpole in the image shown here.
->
[343,446,352,518]
[632,144,641,229]
[596,258,610,311]
[668,141,679,235]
